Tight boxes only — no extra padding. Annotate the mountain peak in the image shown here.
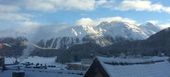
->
[139,22,161,36]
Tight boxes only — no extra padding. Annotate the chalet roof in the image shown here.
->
[97,56,170,77]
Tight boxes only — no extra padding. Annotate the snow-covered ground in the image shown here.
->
[0,68,84,77]
[5,56,57,65]
[1,56,84,77]
[5,56,67,70]
[20,56,57,64]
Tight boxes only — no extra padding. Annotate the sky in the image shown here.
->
[0,0,170,32]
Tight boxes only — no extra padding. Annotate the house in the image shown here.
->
[84,56,170,77]
[0,56,4,70]
[66,59,92,71]
[81,59,93,65]
[66,62,89,71]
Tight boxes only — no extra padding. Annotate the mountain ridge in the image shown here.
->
[34,21,161,49]
[0,21,162,50]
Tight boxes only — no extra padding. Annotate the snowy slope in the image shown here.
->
[139,22,161,36]
[96,21,148,40]
[34,25,103,49]
[55,25,100,38]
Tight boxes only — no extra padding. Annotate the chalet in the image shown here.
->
[66,59,92,71]
[84,56,170,77]
[0,56,4,70]
[66,63,89,71]
[0,57,4,65]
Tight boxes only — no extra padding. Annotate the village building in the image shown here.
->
[66,62,89,71]
[66,59,93,71]
[0,56,5,70]
[84,56,170,77]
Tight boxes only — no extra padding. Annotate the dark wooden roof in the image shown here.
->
[84,58,110,77]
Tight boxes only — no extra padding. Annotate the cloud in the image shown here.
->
[76,16,137,26]
[95,0,115,8]
[0,13,31,22]
[76,18,94,26]
[64,0,95,10]
[96,17,137,24]
[118,0,160,11]
[1,0,170,33]
[1,0,96,12]
[0,4,40,33]
[163,7,170,13]
[2,0,170,14]
[146,20,159,25]
[0,4,19,13]
[25,0,96,12]
[0,4,29,22]
[159,23,170,29]
[115,0,170,14]
[17,21,40,33]
[25,0,58,12]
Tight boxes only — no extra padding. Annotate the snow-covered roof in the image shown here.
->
[98,56,169,64]
[97,56,170,77]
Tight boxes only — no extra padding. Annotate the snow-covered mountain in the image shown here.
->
[35,25,103,49]
[139,22,161,36]
[96,21,148,40]
[33,21,161,49]
[0,21,161,49]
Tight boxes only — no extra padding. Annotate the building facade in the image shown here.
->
[0,56,5,70]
